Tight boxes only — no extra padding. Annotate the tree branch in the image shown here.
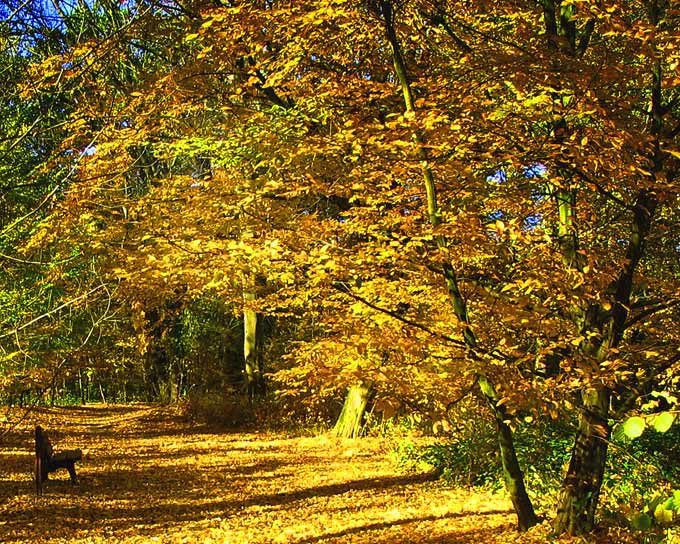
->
[626,299,680,329]
[0,284,107,339]
[332,281,466,349]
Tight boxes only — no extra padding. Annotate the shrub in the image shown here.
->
[178,390,254,427]
[396,415,572,505]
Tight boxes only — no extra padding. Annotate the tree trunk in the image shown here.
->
[333,383,372,438]
[167,363,179,403]
[479,376,539,531]
[378,0,537,530]
[554,386,610,535]
[443,270,538,530]
[78,370,86,404]
[243,291,265,401]
[98,379,107,404]
[497,421,538,530]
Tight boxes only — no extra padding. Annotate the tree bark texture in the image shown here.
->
[554,387,610,535]
[333,383,372,438]
[243,292,265,400]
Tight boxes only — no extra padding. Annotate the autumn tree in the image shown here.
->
[15,0,680,536]
[0,0,107,400]
[531,0,680,534]
[164,0,680,534]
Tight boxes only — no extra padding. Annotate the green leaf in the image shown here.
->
[664,490,680,512]
[622,416,646,439]
[612,423,627,442]
[630,511,653,530]
[654,503,674,523]
[651,412,676,433]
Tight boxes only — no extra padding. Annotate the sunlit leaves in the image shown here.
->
[7,0,679,438]
[617,410,677,440]
[622,416,646,439]
[651,412,676,434]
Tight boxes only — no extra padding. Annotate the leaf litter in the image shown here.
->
[0,405,633,543]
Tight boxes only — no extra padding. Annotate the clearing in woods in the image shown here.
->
[0,405,594,543]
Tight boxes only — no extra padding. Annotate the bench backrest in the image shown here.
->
[35,425,55,496]
[35,425,53,461]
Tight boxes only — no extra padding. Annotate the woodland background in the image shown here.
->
[1,0,680,540]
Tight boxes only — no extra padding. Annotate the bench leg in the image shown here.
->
[67,463,78,485]
[35,456,43,496]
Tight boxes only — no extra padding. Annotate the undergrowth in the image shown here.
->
[393,413,680,540]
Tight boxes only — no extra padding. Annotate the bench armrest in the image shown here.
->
[51,449,83,463]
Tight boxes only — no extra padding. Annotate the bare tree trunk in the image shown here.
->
[78,370,86,404]
[243,291,264,401]
[98,379,107,404]
[333,383,372,438]
[476,376,538,531]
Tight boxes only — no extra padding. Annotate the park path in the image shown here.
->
[0,404,540,543]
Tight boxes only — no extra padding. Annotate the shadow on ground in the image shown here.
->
[0,405,520,544]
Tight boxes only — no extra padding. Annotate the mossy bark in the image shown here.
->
[479,375,539,531]
[243,292,265,401]
[554,387,610,535]
[333,383,372,438]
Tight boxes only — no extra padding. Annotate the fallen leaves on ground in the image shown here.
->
[0,405,638,543]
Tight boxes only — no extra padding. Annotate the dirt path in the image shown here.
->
[0,405,544,543]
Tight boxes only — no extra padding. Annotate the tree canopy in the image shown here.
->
[2,0,680,537]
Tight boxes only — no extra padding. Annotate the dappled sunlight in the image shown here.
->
[0,405,552,544]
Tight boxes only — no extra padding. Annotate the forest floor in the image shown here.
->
[0,404,639,544]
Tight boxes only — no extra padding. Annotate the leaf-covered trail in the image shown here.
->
[1,405,539,543]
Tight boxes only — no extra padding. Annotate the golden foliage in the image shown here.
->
[23,0,680,442]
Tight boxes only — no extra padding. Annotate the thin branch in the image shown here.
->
[576,19,595,57]
[0,252,77,266]
[426,4,473,54]
[0,108,108,237]
[450,14,531,55]
[626,299,680,329]
[566,164,633,210]
[613,352,680,417]
[445,376,479,411]
[0,114,43,160]
[0,396,42,438]
[1,0,32,23]
[0,185,60,237]
[153,232,221,255]
[332,281,467,348]
[0,284,107,339]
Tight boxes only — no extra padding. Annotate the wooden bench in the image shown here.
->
[34,425,82,496]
